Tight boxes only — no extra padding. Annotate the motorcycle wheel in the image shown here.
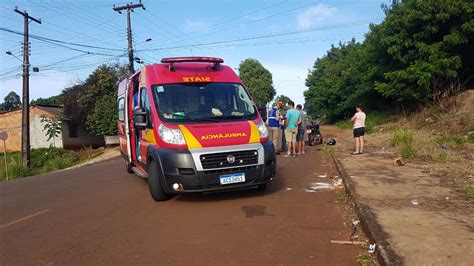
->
[308,135,315,146]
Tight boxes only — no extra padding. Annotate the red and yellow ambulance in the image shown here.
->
[117,57,276,201]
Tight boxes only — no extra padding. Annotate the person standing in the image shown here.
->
[351,106,366,155]
[284,101,301,158]
[267,102,282,154]
[296,104,306,155]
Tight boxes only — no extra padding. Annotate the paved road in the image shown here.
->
[0,146,361,265]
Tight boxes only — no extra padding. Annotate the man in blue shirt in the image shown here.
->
[284,101,301,157]
[267,101,282,154]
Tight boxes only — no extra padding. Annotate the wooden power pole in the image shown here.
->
[113,1,145,75]
[14,6,41,167]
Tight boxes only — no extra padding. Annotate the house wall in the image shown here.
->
[0,107,63,152]
[0,106,104,152]
[61,121,104,149]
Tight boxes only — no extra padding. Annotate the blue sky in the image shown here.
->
[0,0,388,105]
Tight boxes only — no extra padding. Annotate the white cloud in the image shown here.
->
[297,4,336,29]
[183,19,211,32]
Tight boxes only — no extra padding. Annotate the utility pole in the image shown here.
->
[113,1,145,75]
[14,7,41,167]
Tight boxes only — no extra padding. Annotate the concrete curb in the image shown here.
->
[331,154,403,266]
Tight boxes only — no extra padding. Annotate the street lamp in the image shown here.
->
[5,50,22,62]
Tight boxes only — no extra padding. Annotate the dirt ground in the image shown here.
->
[324,125,474,265]
[1,144,368,265]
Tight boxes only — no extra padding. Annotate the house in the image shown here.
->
[0,105,104,152]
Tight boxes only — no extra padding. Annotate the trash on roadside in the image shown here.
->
[327,138,336,145]
[286,188,293,191]
[352,219,360,226]
[410,199,419,206]
[306,182,333,192]
[445,196,449,200]
[440,143,449,149]
[393,158,406,166]
[368,244,376,253]
[331,240,367,245]
[333,179,344,189]
[318,174,327,178]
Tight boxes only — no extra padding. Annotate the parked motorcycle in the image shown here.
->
[306,120,323,146]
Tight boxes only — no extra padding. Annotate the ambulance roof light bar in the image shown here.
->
[161,57,224,72]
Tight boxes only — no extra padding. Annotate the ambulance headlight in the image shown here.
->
[158,124,186,145]
[257,120,268,138]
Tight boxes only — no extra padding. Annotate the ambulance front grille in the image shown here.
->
[200,150,258,170]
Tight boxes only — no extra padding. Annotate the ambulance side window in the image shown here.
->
[118,97,125,121]
[140,88,152,126]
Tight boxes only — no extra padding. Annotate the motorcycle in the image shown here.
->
[306,120,323,146]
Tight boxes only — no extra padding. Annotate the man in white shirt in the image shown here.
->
[350,106,366,155]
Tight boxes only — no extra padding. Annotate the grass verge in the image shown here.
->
[0,147,102,181]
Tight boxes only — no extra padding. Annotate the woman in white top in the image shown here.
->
[350,106,366,155]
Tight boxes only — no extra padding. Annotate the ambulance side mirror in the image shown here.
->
[133,108,148,130]
[258,104,267,122]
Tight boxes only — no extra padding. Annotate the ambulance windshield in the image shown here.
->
[152,83,257,123]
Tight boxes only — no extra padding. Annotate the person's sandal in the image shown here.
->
[351,152,360,155]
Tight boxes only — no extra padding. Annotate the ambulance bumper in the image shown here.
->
[151,142,276,193]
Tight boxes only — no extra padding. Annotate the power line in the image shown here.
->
[138,19,379,52]
[0,27,125,55]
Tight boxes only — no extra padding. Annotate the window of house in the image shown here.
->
[118,97,125,121]
[68,123,79,138]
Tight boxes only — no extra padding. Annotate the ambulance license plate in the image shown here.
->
[219,173,246,185]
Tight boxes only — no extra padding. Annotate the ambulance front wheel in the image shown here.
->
[148,162,171,201]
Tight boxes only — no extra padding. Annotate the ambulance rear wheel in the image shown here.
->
[126,162,133,174]
[148,162,171,201]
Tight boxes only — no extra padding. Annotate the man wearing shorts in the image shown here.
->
[296,104,306,155]
[284,101,301,157]
[351,106,366,155]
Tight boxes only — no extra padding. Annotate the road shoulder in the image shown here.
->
[325,125,474,265]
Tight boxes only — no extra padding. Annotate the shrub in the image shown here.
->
[7,162,30,180]
[399,145,415,159]
[391,129,413,146]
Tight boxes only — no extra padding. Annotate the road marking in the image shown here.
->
[0,209,50,229]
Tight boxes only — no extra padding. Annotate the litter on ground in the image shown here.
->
[368,244,376,253]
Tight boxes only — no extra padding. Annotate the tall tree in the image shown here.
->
[62,63,127,135]
[238,58,276,104]
[2,91,21,111]
[272,95,291,106]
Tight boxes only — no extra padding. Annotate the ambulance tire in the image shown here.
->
[257,183,267,191]
[125,162,133,174]
[148,162,171,201]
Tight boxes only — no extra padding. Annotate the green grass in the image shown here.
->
[336,112,392,134]
[391,129,416,159]
[435,135,466,149]
[356,252,370,266]
[0,147,83,181]
[464,187,474,201]
[391,129,413,146]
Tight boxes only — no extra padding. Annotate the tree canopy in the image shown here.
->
[304,0,474,122]
[63,64,128,135]
[238,58,276,104]
[1,91,21,112]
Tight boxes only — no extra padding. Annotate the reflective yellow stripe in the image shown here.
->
[145,129,157,144]
[248,121,260,143]
[179,125,202,149]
